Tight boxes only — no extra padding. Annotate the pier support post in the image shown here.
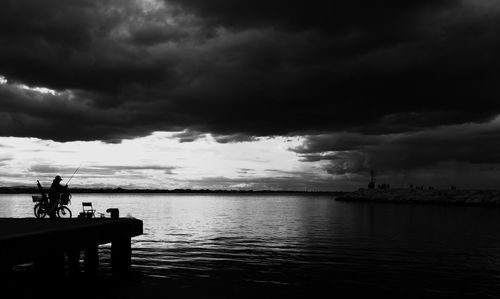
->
[67,249,80,276]
[84,243,98,276]
[111,236,131,276]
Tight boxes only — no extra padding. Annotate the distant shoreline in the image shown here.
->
[0,187,346,195]
[336,188,500,206]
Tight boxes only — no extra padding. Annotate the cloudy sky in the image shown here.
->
[1,0,500,190]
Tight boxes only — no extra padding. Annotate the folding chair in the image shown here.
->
[81,202,96,218]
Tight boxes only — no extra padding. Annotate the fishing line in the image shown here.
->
[66,163,82,185]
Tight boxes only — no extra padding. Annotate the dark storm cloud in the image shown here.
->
[171,129,256,143]
[292,120,500,175]
[1,0,500,144]
[172,130,206,143]
[166,0,453,33]
[213,134,257,144]
[0,0,177,94]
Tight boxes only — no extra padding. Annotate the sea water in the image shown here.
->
[1,193,499,298]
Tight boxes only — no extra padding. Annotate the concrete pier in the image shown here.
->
[0,218,143,275]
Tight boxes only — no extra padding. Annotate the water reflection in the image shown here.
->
[2,193,500,297]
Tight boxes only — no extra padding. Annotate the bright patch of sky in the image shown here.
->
[0,133,329,190]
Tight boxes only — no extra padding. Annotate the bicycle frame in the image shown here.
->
[33,194,72,218]
[33,180,73,218]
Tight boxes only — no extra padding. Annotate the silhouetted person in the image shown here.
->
[48,175,67,218]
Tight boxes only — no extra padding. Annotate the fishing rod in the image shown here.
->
[66,164,82,185]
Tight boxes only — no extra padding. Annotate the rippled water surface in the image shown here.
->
[2,193,500,298]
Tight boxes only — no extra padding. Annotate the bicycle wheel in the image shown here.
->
[34,203,47,218]
[57,206,72,218]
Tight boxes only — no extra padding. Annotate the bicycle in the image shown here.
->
[32,180,73,218]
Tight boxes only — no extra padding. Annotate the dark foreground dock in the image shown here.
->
[0,218,143,276]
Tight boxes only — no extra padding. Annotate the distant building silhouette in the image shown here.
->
[378,183,390,190]
[368,170,375,189]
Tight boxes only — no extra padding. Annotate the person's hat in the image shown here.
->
[54,175,62,181]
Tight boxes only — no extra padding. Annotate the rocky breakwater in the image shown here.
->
[336,188,500,205]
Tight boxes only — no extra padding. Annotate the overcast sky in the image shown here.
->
[1,0,500,190]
